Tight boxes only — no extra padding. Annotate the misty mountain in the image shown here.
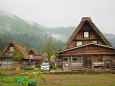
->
[0,11,46,35]
[0,11,64,52]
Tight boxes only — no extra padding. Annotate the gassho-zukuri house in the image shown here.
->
[0,41,30,68]
[58,17,115,71]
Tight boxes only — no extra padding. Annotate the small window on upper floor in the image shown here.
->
[84,31,89,38]
[76,41,82,46]
[10,47,14,51]
[92,41,97,43]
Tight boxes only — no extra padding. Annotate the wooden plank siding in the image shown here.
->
[68,21,105,48]
[61,55,115,71]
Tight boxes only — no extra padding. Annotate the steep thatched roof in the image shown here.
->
[62,17,112,50]
[0,41,30,59]
[28,48,39,55]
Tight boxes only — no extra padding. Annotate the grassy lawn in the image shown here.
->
[42,74,115,85]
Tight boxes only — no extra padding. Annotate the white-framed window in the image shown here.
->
[84,32,89,38]
[92,41,97,43]
[76,41,82,46]
[2,61,7,64]
[7,61,13,64]
[10,47,14,51]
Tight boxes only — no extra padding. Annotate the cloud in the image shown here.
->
[0,0,115,34]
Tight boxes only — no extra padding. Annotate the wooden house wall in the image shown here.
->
[61,55,115,71]
[0,57,29,68]
[62,56,84,71]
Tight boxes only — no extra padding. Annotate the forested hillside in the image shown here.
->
[0,11,64,53]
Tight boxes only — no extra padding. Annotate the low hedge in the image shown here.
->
[23,66,34,70]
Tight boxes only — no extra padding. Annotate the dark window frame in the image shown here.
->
[63,58,68,61]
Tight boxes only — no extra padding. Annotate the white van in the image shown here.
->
[40,62,50,71]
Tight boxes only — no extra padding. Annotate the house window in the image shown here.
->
[72,57,81,61]
[7,61,13,64]
[84,32,89,38]
[2,61,13,67]
[10,47,14,51]
[2,61,7,64]
[76,41,82,46]
[92,41,97,43]
[73,58,77,61]
[63,58,68,61]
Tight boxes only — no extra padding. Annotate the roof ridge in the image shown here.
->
[8,41,22,46]
[82,17,92,22]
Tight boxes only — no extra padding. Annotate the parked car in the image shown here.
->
[40,62,50,71]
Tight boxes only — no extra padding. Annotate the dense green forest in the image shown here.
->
[0,31,64,53]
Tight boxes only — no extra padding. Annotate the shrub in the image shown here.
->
[51,65,61,69]
[16,67,20,71]
[36,63,41,68]
[23,66,34,70]
[0,67,12,70]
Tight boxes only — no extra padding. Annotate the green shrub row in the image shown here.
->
[45,71,115,74]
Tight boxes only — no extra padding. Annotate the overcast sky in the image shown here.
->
[0,0,115,34]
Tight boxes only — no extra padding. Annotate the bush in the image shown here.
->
[23,66,34,70]
[16,67,20,71]
[36,63,41,68]
[0,67,12,70]
[51,66,61,69]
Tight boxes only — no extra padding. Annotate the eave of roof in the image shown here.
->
[58,43,115,53]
